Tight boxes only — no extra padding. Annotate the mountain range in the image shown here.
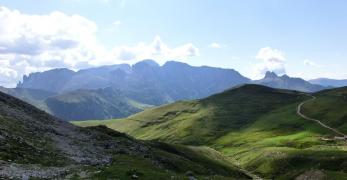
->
[0,60,334,121]
[17,60,250,105]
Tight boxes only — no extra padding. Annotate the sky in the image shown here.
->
[0,0,346,87]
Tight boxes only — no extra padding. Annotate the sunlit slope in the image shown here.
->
[213,102,347,179]
[75,84,308,144]
[301,86,347,133]
[74,85,347,179]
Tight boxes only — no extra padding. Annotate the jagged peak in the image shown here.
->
[281,74,290,79]
[264,71,278,78]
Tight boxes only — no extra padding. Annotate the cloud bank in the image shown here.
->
[0,6,199,87]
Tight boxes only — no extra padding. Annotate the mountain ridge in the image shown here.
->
[253,71,326,92]
[309,78,347,87]
[17,60,251,105]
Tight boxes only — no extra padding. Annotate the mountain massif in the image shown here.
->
[0,90,251,179]
[76,84,347,179]
[17,60,250,105]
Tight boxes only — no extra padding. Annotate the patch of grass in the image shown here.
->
[86,151,248,180]
[0,116,70,166]
[91,154,178,179]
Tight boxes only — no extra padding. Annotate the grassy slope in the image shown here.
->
[85,143,250,180]
[301,87,347,134]
[74,85,347,179]
[76,85,307,145]
[0,87,56,112]
[45,88,153,121]
[0,91,249,179]
[74,126,250,180]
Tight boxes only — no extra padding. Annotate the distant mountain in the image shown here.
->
[17,68,75,93]
[0,89,249,179]
[17,60,250,105]
[309,78,347,87]
[45,87,152,121]
[252,71,326,92]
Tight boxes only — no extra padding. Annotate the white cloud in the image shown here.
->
[255,47,285,63]
[208,42,228,49]
[304,59,321,67]
[112,35,199,63]
[0,6,199,87]
[252,47,286,79]
[209,42,222,49]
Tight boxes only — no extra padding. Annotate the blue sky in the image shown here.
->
[0,0,346,87]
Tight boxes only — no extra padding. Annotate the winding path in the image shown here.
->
[297,94,346,137]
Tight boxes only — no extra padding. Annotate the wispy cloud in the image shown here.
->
[304,59,321,67]
[209,42,227,49]
[209,43,222,48]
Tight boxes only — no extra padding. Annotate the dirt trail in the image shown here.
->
[297,95,346,137]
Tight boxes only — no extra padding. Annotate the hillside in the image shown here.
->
[253,71,326,92]
[0,90,250,179]
[0,87,56,109]
[301,86,347,133]
[44,87,152,121]
[75,85,347,179]
[17,60,250,105]
[0,87,153,121]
